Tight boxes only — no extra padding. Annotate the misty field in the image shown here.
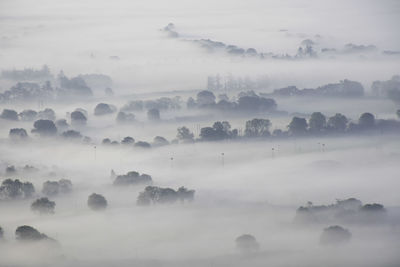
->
[1,0,400,266]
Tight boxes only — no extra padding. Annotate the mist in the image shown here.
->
[0,0,400,266]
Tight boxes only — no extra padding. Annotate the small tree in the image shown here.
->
[88,193,107,210]
[235,234,260,254]
[177,126,194,142]
[327,113,348,132]
[309,112,326,133]
[32,119,57,136]
[320,225,351,245]
[245,118,271,137]
[31,197,56,214]
[15,225,49,241]
[288,117,308,135]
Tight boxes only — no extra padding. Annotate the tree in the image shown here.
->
[147,108,160,121]
[177,187,195,203]
[0,179,35,200]
[196,90,216,106]
[94,103,115,116]
[71,110,87,126]
[9,128,28,140]
[359,112,375,129]
[1,109,19,121]
[396,109,400,119]
[177,126,194,142]
[327,113,348,132]
[42,181,59,196]
[134,141,151,148]
[31,197,56,214]
[320,225,351,245]
[288,117,308,135]
[0,226,3,239]
[15,225,50,241]
[186,97,197,109]
[235,234,260,254]
[121,136,135,145]
[59,179,72,193]
[245,118,271,137]
[309,112,326,133]
[42,179,72,196]
[200,121,237,141]
[61,130,82,139]
[113,171,152,186]
[116,111,135,123]
[137,186,195,205]
[32,119,57,136]
[153,136,169,146]
[56,119,69,130]
[88,193,107,210]
[37,108,56,121]
[237,95,277,112]
[19,109,37,121]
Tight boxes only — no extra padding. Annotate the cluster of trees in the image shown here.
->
[137,186,195,205]
[269,79,364,98]
[113,171,152,186]
[206,74,269,92]
[1,107,55,121]
[0,225,56,242]
[287,112,400,136]
[31,197,56,214]
[187,90,277,113]
[0,72,95,103]
[0,179,35,200]
[42,179,72,196]
[121,97,181,112]
[1,65,53,81]
[15,225,55,242]
[372,75,400,103]
[295,198,387,224]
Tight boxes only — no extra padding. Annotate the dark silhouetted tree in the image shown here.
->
[153,136,169,146]
[235,234,260,254]
[113,171,152,186]
[9,128,28,140]
[32,119,57,136]
[15,225,51,241]
[0,179,34,200]
[121,136,135,145]
[71,110,87,126]
[88,193,107,210]
[31,197,55,214]
[309,112,326,133]
[320,225,351,245]
[196,90,216,107]
[1,109,19,121]
[94,103,115,116]
[134,141,151,148]
[177,126,194,143]
[245,118,271,137]
[327,113,348,132]
[288,117,308,135]
[358,112,375,129]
